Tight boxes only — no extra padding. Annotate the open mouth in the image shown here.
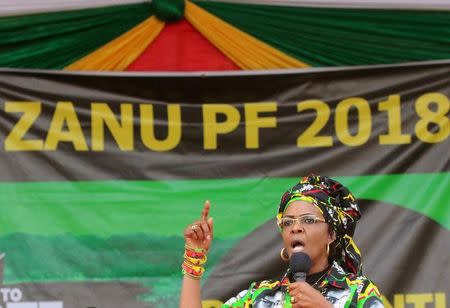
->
[291,239,305,252]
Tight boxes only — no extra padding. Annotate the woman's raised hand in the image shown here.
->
[184,200,214,252]
[180,201,213,306]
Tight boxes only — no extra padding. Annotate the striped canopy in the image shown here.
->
[1,0,450,71]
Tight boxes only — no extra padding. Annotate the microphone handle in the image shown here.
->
[292,272,307,282]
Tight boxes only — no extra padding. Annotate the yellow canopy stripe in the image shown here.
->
[184,1,308,70]
[65,16,165,71]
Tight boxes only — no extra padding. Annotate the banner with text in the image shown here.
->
[0,62,449,308]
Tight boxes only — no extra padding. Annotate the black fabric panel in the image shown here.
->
[0,62,449,181]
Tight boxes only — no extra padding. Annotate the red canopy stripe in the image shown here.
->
[126,18,240,71]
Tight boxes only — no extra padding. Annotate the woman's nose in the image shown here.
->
[291,221,304,233]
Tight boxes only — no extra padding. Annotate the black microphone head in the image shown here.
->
[289,252,312,274]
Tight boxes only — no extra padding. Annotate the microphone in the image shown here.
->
[289,252,311,282]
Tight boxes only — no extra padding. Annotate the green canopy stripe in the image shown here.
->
[194,1,450,66]
[0,3,152,69]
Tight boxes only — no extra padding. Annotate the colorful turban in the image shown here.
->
[277,175,362,276]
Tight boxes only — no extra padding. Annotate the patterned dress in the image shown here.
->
[222,261,383,308]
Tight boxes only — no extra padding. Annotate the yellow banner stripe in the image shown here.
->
[65,16,165,71]
[185,1,309,70]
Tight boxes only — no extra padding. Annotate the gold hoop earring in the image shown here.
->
[280,248,289,262]
[327,243,330,256]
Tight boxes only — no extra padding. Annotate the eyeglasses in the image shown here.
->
[278,215,326,229]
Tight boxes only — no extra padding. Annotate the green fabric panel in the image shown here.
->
[0,233,236,304]
[194,1,450,66]
[0,233,236,283]
[151,0,185,22]
[0,173,447,302]
[0,3,152,69]
[0,173,448,238]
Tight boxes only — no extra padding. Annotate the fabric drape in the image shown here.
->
[126,19,240,71]
[185,1,308,69]
[0,0,146,17]
[0,3,152,69]
[2,0,450,17]
[65,16,164,71]
[195,1,450,66]
[193,0,450,10]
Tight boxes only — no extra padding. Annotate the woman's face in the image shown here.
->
[281,200,335,273]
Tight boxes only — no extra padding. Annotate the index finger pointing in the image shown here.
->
[201,200,210,221]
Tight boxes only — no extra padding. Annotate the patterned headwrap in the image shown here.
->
[277,175,362,276]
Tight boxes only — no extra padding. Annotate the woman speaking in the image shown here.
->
[179,175,383,307]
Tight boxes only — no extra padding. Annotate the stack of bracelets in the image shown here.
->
[182,244,207,280]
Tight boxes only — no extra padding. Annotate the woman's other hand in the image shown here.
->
[183,200,214,252]
[288,281,333,308]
